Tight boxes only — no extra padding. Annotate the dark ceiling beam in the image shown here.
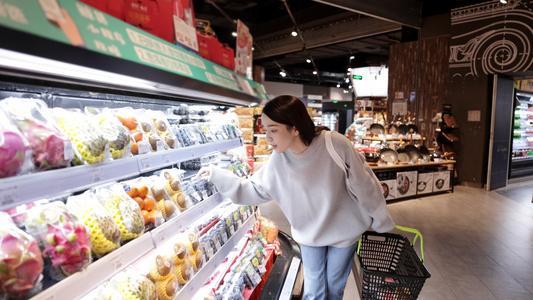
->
[254,17,401,60]
[313,0,422,29]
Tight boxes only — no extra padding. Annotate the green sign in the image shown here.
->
[352,75,363,80]
[0,0,267,100]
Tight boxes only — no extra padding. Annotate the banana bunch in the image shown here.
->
[55,112,107,165]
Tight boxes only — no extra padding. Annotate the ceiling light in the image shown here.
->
[336,83,340,88]
[252,47,255,51]
[345,78,350,83]
[348,85,352,89]
[232,31,237,37]
[306,57,311,63]
[350,55,355,60]
[500,0,507,3]
[347,72,351,75]
[313,70,317,75]
[280,70,287,77]
[291,29,298,36]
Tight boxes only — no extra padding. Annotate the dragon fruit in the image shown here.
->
[0,129,28,179]
[25,202,92,281]
[0,221,44,299]
[0,98,73,171]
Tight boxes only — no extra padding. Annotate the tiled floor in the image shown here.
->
[258,177,533,300]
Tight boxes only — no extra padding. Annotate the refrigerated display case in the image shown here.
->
[510,91,533,178]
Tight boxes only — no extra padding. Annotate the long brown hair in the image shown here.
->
[262,95,329,146]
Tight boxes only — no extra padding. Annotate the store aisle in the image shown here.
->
[258,179,533,300]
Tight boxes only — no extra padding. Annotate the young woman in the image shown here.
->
[198,95,395,300]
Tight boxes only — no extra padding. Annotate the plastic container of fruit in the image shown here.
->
[51,108,109,165]
[115,107,153,155]
[84,107,131,160]
[120,177,164,230]
[91,183,145,243]
[66,192,121,258]
[0,212,44,299]
[159,168,189,212]
[0,109,31,178]
[0,98,74,171]
[146,110,178,150]
[24,202,92,280]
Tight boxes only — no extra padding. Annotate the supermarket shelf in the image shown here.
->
[511,156,533,161]
[370,160,455,170]
[362,136,425,141]
[513,146,533,150]
[0,139,242,211]
[150,193,226,247]
[31,233,155,300]
[176,212,257,300]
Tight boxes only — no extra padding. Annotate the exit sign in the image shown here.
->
[353,75,363,80]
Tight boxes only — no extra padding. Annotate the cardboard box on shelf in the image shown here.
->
[417,172,434,194]
[79,0,124,19]
[380,179,397,201]
[433,171,451,191]
[396,171,417,198]
[124,0,174,43]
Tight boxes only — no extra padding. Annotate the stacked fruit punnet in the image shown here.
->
[122,179,164,229]
[186,232,204,272]
[66,193,121,258]
[117,114,144,155]
[24,202,92,280]
[160,169,188,211]
[148,255,179,300]
[148,110,178,150]
[95,184,144,243]
[147,176,178,221]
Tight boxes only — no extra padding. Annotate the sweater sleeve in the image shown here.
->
[332,132,395,233]
[208,165,273,206]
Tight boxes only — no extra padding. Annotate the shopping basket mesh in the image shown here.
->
[357,231,431,300]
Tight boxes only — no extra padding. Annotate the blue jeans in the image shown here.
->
[300,243,358,300]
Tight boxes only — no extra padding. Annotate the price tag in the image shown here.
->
[140,157,151,170]
[189,149,195,157]
[258,264,267,274]
[64,141,74,160]
[230,226,235,236]
[90,168,104,183]
[163,154,171,164]
[220,229,228,243]
[0,185,17,207]
[215,240,222,250]
[158,229,168,245]
[40,292,56,300]
[206,247,214,259]
[187,282,195,293]
[109,251,126,272]
[238,220,243,227]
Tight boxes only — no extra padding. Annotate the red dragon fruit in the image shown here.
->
[0,220,44,299]
[0,129,27,179]
[25,202,92,281]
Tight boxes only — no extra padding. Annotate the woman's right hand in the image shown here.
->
[197,166,212,181]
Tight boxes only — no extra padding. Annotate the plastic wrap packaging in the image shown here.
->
[2,203,35,228]
[85,107,131,159]
[0,109,31,178]
[159,169,188,212]
[80,279,126,300]
[184,231,204,273]
[0,98,73,171]
[171,124,200,147]
[146,110,178,150]
[111,267,158,300]
[132,110,165,152]
[145,175,179,221]
[66,192,121,258]
[114,107,152,155]
[0,212,44,299]
[120,178,164,229]
[24,202,92,281]
[52,108,109,165]
[146,254,181,299]
[92,183,145,243]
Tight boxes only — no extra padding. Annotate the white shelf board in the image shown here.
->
[176,213,257,300]
[31,233,154,300]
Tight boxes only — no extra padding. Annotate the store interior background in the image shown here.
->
[193,0,533,190]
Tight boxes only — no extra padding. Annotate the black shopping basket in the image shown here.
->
[354,226,431,300]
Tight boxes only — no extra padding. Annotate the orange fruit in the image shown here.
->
[148,210,159,224]
[133,197,144,209]
[130,129,143,142]
[143,196,155,211]
[126,186,139,198]
[131,142,138,155]
[142,210,149,224]
[138,186,148,198]
[124,117,138,130]
[117,115,126,125]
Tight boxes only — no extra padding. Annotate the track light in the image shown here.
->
[313,70,317,75]
[280,70,286,77]
[232,31,237,37]
[350,55,355,60]
[345,78,350,83]
[336,83,341,88]
[306,57,311,63]
[500,0,507,3]
[291,29,298,36]
[348,85,352,89]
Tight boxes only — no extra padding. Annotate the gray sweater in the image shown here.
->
[208,130,395,247]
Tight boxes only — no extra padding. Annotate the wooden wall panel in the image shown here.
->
[387,40,418,123]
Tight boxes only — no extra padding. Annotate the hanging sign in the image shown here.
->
[235,19,253,79]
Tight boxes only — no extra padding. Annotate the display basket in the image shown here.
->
[355,226,430,300]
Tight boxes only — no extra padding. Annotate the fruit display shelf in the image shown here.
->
[0,138,243,211]
[29,192,232,300]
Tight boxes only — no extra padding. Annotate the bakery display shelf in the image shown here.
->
[0,139,242,211]
[31,233,154,300]
[150,193,225,247]
[176,212,258,300]
[370,160,455,170]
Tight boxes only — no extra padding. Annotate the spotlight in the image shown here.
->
[350,55,355,60]
[500,0,507,3]
[348,85,352,89]
[313,70,317,75]
[306,57,311,63]
[291,29,298,36]
[347,72,351,75]
[280,70,286,77]
[336,83,341,88]
[232,32,237,37]
[345,78,350,83]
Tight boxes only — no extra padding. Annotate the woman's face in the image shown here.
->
[262,114,301,154]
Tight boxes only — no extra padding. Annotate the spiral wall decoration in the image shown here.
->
[450,0,533,78]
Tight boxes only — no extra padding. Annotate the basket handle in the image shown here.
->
[356,226,426,262]
[395,225,425,262]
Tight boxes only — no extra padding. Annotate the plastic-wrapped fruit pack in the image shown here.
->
[147,254,180,300]
[0,212,44,299]
[52,108,108,165]
[66,192,121,258]
[0,109,30,178]
[24,202,92,281]
[113,267,158,300]
[115,108,152,155]
[0,98,74,171]
[85,107,131,159]
[121,177,164,230]
[146,110,178,150]
[159,169,188,212]
[92,183,144,243]
[144,176,179,221]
